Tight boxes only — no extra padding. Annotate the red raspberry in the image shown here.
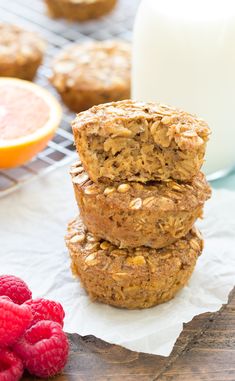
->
[14,321,69,378]
[0,349,24,381]
[0,296,32,347]
[25,298,65,327]
[0,275,32,305]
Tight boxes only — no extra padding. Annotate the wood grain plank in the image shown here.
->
[155,289,235,381]
[22,288,235,381]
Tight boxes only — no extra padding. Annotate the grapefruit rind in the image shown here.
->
[0,78,62,169]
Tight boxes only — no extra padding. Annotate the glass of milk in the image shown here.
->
[132,0,235,179]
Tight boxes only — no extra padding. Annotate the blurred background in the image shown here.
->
[0,0,140,196]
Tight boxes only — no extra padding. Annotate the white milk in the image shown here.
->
[132,0,235,176]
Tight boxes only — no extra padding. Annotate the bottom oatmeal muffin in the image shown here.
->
[45,0,117,21]
[70,161,211,249]
[65,217,203,309]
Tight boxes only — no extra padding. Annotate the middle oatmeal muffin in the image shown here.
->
[50,40,131,112]
[66,217,203,309]
[70,161,211,249]
[72,100,210,183]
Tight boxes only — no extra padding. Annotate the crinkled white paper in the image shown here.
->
[0,166,234,356]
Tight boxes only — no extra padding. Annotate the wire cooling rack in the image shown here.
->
[0,0,140,196]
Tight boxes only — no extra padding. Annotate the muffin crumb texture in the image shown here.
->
[72,100,210,183]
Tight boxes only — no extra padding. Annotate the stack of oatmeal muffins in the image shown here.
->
[66,100,211,309]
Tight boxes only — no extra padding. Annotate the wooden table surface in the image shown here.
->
[23,288,235,381]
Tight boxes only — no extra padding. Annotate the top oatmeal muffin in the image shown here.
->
[0,24,45,80]
[72,100,210,184]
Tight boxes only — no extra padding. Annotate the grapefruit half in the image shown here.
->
[0,78,62,169]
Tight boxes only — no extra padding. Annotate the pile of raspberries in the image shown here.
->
[0,275,69,380]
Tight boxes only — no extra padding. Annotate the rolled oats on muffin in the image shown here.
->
[50,40,131,112]
[72,100,210,183]
[0,24,45,80]
[45,0,117,21]
[70,161,211,249]
[66,216,203,309]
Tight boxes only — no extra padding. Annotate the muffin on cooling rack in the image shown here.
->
[45,0,117,21]
[66,217,203,309]
[0,24,45,81]
[70,161,211,249]
[50,40,131,112]
[72,100,210,183]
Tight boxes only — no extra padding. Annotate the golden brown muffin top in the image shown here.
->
[72,100,210,151]
[0,24,45,64]
[51,40,131,91]
[70,161,211,213]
